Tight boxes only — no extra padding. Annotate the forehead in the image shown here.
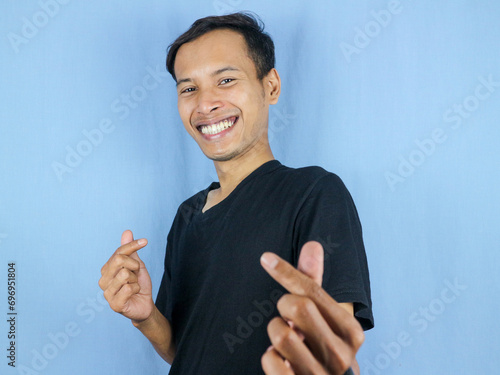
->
[174,29,256,79]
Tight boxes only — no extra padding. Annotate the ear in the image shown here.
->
[264,68,281,105]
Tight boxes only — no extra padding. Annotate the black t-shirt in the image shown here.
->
[156,160,373,374]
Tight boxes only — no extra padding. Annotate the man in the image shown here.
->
[99,12,373,375]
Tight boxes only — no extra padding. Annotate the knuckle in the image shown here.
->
[349,324,365,349]
[125,282,140,295]
[267,317,283,332]
[130,259,140,271]
[261,350,270,364]
[324,340,355,373]
[109,302,121,313]
[121,283,135,294]
[128,272,138,283]
[117,268,130,281]
[106,297,119,312]
[109,254,126,269]
[276,293,290,311]
[336,357,351,373]
[272,327,295,349]
[292,297,315,319]
[279,295,316,321]
[325,347,349,373]
[103,289,110,301]
[286,276,307,295]
[306,365,325,375]
[305,282,323,301]
[116,243,127,254]
[112,254,125,267]
[260,352,272,374]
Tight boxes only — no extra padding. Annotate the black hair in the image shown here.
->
[166,12,275,81]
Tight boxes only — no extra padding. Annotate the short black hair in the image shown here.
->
[166,12,275,81]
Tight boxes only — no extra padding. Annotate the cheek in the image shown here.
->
[177,102,193,125]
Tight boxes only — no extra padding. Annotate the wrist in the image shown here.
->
[131,305,156,329]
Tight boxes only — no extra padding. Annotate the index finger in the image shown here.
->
[261,252,328,301]
[260,252,363,346]
[116,238,148,256]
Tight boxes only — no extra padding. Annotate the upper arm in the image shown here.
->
[339,302,354,315]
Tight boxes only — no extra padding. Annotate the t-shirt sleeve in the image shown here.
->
[155,225,174,323]
[293,172,374,330]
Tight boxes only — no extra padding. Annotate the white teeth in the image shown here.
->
[200,119,235,135]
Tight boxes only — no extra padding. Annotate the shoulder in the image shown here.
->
[274,163,349,197]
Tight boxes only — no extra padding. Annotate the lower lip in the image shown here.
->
[199,117,238,141]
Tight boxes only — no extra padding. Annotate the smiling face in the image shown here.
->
[174,29,280,162]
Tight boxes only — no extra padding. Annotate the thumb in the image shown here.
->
[121,230,134,246]
[121,230,145,264]
[121,229,147,268]
[297,241,324,286]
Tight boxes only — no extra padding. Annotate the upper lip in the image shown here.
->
[193,115,238,129]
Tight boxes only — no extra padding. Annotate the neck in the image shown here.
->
[213,144,274,196]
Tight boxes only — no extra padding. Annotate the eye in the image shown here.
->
[180,87,196,94]
[220,78,235,85]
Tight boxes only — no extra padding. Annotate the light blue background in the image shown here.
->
[1,0,499,374]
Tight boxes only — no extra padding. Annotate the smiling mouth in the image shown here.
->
[197,116,238,135]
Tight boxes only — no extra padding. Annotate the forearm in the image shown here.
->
[351,358,360,375]
[133,306,175,364]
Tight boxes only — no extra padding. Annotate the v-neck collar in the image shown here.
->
[198,160,282,217]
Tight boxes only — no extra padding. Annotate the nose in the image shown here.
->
[196,87,223,115]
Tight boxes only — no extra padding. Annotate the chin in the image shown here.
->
[206,153,237,162]
[203,147,242,162]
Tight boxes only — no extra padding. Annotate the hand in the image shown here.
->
[260,241,364,374]
[99,230,154,323]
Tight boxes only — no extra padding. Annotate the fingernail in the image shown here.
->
[261,253,278,269]
[266,345,273,352]
[138,239,146,245]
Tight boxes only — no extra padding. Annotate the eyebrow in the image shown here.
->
[176,66,240,87]
[212,66,239,76]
